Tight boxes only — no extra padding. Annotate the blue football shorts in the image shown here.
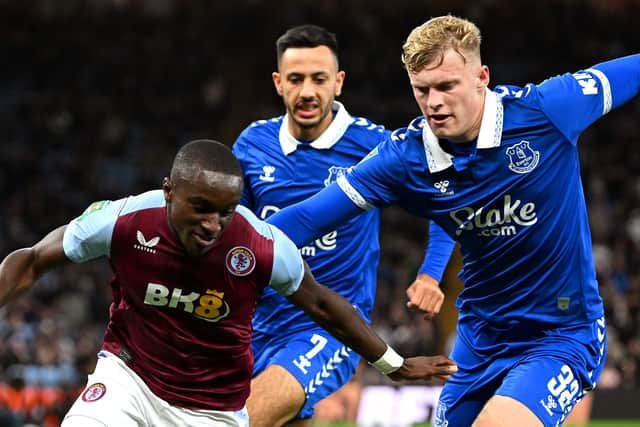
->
[252,325,361,419]
[435,316,607,427]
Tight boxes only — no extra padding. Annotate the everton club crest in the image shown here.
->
[324,166,352,187]
[505,140,540,174]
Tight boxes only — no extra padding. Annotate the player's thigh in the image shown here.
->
[63,367,147,426]
[248,364,305,427]
[166,405,249,427]
[435,370,496,427]
[564,392,593,425]
[435,334,502,427]
[63,352,163,427]
[492,356,595,427]
[61,414,111,427]
[473,395,543,427]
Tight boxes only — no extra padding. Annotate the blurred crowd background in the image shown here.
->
[0,0,639,425]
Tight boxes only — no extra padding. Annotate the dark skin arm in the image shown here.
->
[0,225,71,307]
[286,263,457,382]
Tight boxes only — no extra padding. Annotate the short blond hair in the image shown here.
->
[401,15,482,73]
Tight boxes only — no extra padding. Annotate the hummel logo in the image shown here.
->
[134,231,159,254]
[259,165,275,182]
[434,180,452,195]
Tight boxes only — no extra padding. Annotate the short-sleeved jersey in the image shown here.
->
[339,66,628,343]
[62,190,304,411]
[233,101,389,334]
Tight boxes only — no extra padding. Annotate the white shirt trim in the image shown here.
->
[337,175,375,211]
[279,101,353,155]
[585,68,612,115]
[423,88,504,172]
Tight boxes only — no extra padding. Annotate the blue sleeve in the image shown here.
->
[231,132,255,210]
[593,54,640,109]
[418,221,456,282]
[266,182,365,247]
[537,54,640,142]
[345,132,409,207]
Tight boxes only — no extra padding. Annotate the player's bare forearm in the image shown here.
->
[288,272,387,362]
[0,248,41,306]
[288,264,457,381]
[0,225,69,306]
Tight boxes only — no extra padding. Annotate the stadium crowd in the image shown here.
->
[0,0,638,425]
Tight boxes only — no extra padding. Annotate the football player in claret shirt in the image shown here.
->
[0,139,456,427]
[266,16,640,427]
[233,24,454,427]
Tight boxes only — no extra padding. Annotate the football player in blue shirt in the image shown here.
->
[266,16,640,427]
[233,25,454,427]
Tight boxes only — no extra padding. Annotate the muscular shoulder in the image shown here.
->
[383,116,425,155]
[235,117,283,149]
[233,206,303,294]
[344,116,390,148]
[233,205,275,239]
[64,190,166,262]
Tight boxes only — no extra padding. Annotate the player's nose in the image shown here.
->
[201,213,222,233]
[427,89,445,109]
[299,78,316,98]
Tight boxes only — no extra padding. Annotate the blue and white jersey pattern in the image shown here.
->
[339,66,627,338]
[233,101,389,334]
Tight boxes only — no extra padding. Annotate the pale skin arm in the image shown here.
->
[287,263,457,382]
[406,273,445,320]
[0,225,71,307]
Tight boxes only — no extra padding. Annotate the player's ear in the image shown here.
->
[272,72,283,96]
[477,65,490,89]
[162,177,173,201]
[335,70,346,97]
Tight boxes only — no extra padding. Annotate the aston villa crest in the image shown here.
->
[226,246,256,276]
[506,140,540,174]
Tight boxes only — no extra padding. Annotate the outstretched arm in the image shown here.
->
[406,221,456,319]
[267,182,364,246]
[287,263,457,382]
[0,225,71,307]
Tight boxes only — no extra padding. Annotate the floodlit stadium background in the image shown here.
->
[0,1,638,426]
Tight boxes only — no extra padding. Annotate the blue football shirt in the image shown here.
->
[268,55,640,348]
[233,101,390,335]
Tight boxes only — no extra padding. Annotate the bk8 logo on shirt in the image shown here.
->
[143,283,231,322]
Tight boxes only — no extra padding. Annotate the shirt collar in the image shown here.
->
[423,88,504,173]
[279,101,352,155]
